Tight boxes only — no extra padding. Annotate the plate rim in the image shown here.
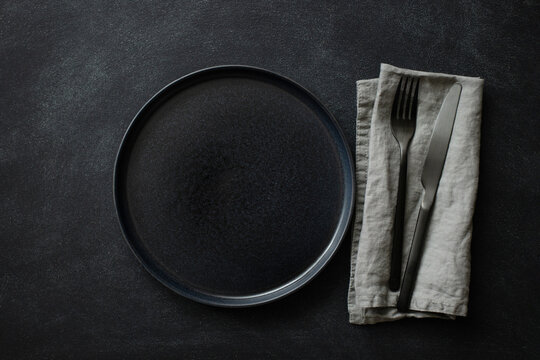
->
[113,65,355,307]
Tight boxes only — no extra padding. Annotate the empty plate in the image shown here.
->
[114,65,354,306]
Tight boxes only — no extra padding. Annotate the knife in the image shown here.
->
[396,83,462,312]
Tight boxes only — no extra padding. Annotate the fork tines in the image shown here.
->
[392,76,420,122]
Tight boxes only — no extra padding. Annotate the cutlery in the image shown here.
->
[388,76,420,291]
[396,83,462,312]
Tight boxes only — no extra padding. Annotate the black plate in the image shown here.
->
[114,65,354,307]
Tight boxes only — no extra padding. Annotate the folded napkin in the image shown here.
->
[348,64,484,325]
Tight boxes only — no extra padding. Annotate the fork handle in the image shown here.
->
[397,202,432,312]
[388,149,408,291]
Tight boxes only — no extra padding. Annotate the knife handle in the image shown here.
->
[397,203,432,312]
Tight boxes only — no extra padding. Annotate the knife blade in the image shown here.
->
[396,83,462,312]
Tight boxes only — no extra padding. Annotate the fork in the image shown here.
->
[388,76,420,291]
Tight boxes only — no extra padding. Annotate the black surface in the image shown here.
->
[114,66,353,305]
[1,1,539,359]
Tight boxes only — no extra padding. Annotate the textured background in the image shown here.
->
[1,1,539,359]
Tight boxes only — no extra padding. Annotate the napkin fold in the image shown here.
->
[348,64,483,325]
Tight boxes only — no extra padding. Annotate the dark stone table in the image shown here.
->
[2,1,538,359]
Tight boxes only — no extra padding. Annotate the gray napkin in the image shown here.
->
[348,64,484,325]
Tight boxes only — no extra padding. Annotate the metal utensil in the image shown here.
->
[388,76,420,291]
[396,83,462,312]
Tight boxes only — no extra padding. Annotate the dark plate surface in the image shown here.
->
[114,65,354,306]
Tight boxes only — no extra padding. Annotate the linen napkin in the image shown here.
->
[348,64,483,325]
